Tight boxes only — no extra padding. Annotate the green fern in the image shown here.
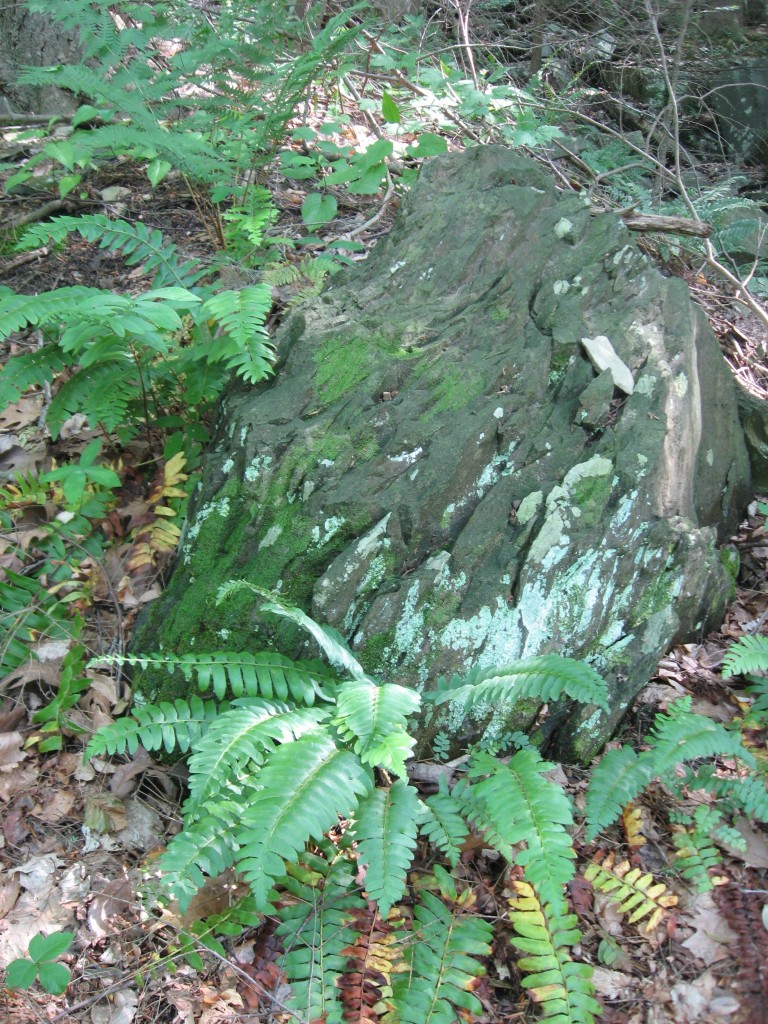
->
[389,883,493,1024]
[354,780,420,916]
[333,678,421,776]
[276,845,367,1024]
[0,569,77,677]
[83,696,222,759]
[419,776,470,868]
[466,749,576,905]
[722,634,768,678]
[233,732,372,910]
[431,654,610,715]
[506,879,602,1024]
[17,216,208,288]
[670,806,727,893]
[200,288,275,383]
[184,700,330,817]
[219,580,370,680]
[585,699,754,841]
[102,649,337,703]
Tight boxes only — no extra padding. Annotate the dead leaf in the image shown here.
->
[723,817,768,868]
[0,732,27,768]
[0,875,21,918]
[88,876,136,939]
[31,789,76,823]
[669,969,717,1023]
[592,966,636,1000]
[90,987,138,1024]
[681,892,738,964]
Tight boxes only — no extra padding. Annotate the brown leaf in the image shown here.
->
[0,731,27,768]
[681,892,737,964]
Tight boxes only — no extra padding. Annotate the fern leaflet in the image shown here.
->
[432,655,610,715]
[354,780,419,916]
[83,696,221,759]
[200,287,275,382]
[506,879,601,1024]
[467,748,576,908]
[334,679,420,776]
[390,887,493,1024]
[419,776,470,868]
[585,853,677,930]
[277,846,367,1024]
[184,700,330,817]
[235,731,372,909]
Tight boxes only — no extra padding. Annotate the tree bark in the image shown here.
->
[0,1,82,117]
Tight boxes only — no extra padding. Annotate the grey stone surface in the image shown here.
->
[133,146,752,762]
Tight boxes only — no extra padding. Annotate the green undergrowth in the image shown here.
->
[80,583,767,1023]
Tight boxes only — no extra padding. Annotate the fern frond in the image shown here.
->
[185,700,331,817]
[585,853,677,930]
[159,817,238,910]
[466,748,576,908]
[235,732,372,909]
[390,888,493,1024]
[584,746,651,843]
[277,846,367,1024]
[93,649,337,703]
[218,581,370,680]
[334,679,420,776]
[432,655,610,715]
[354,780,419,916]
[47,361,137,439]
[506,879,601,1024]
[18,216,206,287]
[722,634,768,678]
[200,287,275,382]
[586,704,753,841]
[82,696,222,759]
[419,775,470,868]
[0,569,76,676]
[646,701,753,772]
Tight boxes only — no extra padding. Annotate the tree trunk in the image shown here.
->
[0,1,82,117]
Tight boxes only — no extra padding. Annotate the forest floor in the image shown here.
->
[1,141,768,1024]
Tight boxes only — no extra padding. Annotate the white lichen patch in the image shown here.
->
[706,449,714,466]
[674,372,688,397]
[563,454,613,489]
[259,524,283,550]
[222,457,235,474]
[554,217,573,239]
[554,280,570,295]
[355,514,391,559]
[244,454,273,483]
[517,490,543,525]
[389,447,423,465]
[311,515,345,547]
[389,260,407,275]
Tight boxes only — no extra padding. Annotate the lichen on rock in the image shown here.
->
[131,146,751,762]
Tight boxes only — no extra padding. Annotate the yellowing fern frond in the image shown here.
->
[585,853,677,932]
[621,802,649,848]
[506,879,601,1024]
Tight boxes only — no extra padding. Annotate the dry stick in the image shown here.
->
[0,246,51,276]
[357,29,485,144]
[642,0,768,334]
[6,198,83,232]
[0,113,68,126]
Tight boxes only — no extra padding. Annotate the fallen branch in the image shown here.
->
[0,113,67,127]
[0,246,51,277]
[617,211,713,238]
[5,197,85,232]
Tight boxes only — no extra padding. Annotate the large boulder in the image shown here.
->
[133,146,751,762]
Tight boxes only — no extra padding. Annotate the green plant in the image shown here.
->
[5,931,74,995]
[31,642,91,752]
[87,583,609,1023]
[0,219,274,443]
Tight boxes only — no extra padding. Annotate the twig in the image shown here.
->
[6,198,85,232]
[0,246,50,276]
[0,113,68,127]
